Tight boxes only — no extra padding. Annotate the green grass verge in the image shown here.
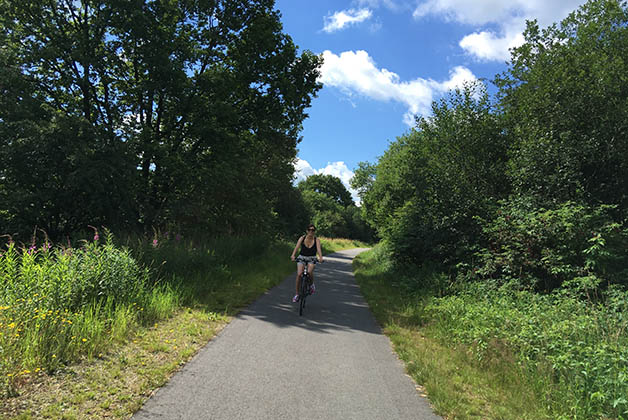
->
[1,235,364,419]
[353,246,552,420]
[354,244,628,420]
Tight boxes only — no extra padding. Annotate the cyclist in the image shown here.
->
[290,224,323,302]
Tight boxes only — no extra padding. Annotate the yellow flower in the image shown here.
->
[82,338,87,342]
[52,354,56,358]
[8,322,16,329]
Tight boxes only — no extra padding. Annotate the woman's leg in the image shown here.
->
[295,263,304,295]
[308,263,316,285]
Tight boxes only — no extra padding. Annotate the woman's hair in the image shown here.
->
[306,224,316,231]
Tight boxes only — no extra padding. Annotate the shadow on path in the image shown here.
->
[238,249,380,335]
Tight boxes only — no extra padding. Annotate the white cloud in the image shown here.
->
[355,0,401,11]
[319,50,476,125]
[412,0,586,61]
[294,158,316,184]
[323,8,373,33]
[294,159,361,205]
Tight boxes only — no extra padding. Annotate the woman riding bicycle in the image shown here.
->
[290,224,323,303]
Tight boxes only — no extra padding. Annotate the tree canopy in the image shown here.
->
[0,0,322,239]
[358,0,628,290]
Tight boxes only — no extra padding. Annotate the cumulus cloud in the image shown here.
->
[294,159,361,205]
[323,8,373,33]
[412,0,586,61]
[319,50,476,125]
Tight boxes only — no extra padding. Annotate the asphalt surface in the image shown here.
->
[132,248,441,420]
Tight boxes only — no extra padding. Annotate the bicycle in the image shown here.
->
[296,257,315,316]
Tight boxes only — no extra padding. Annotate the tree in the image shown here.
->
[297,174,354,208]
[0,0,322,238]
[361,82,510,266]
[496,0,628,215]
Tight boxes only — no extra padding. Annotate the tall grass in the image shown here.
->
[0,231,178,395]
[354,244,628,420]
[0,230,365,398]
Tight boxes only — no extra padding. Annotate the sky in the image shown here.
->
[274,0,587,202]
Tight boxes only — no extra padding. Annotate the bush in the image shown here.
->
[0,231,153,389]
[472,199,628,291]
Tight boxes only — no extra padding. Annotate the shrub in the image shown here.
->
[473,199,628,291]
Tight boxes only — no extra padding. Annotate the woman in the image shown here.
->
[290,224,323,303]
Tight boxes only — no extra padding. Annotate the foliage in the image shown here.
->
[298,174,354,207]
[361,82,509,267]
[496,0,628,213]
[0,231,177,394]
[0,0,322,239]
[471,199,628,292]
[425,281,628,420]
[356,245,628,420]
[297,174,375,241]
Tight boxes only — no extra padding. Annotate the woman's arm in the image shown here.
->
[316,238,323,262]
[291,236,304,260]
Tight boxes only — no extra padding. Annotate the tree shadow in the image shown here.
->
[237,249,381,335]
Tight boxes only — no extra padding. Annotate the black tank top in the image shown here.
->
[300,236,317,256]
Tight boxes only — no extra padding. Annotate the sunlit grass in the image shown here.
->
[1,232,367,418]
[353,245,628,420]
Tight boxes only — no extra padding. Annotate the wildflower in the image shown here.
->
[23,370,30,374]
[152,239,158,248]
[8,322,16,329]
[175,234,182,242]
[52,354,56,358]
[82,338,87,342]
[0,305,9,310]
[94,233,99,241]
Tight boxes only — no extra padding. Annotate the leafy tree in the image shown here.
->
[496,0,628,214]
[361,82,510,266]
[297,174,374,239]
[297,174,354,208]
[0,0,322,238]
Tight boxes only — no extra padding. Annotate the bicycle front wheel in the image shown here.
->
[299,274,309,316]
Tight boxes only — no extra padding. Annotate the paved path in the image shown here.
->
[133,248,441,420]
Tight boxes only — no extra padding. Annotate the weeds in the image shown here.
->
[354,244,628,420]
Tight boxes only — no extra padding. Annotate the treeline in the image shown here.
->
[0,0,329,241]
[353,0,628,293]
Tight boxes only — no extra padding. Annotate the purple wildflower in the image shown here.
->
[175,234,182,242]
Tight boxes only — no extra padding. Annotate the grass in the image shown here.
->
[353,246,554,420]
[1,234,364,419]
[353,244,628,420]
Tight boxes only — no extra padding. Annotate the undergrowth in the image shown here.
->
[354,244,628,420]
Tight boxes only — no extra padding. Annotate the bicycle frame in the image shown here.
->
[297,258,313,316]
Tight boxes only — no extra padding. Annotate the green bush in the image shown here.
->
[472,199,628,292]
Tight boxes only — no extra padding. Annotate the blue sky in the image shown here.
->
[275,0,587,201]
